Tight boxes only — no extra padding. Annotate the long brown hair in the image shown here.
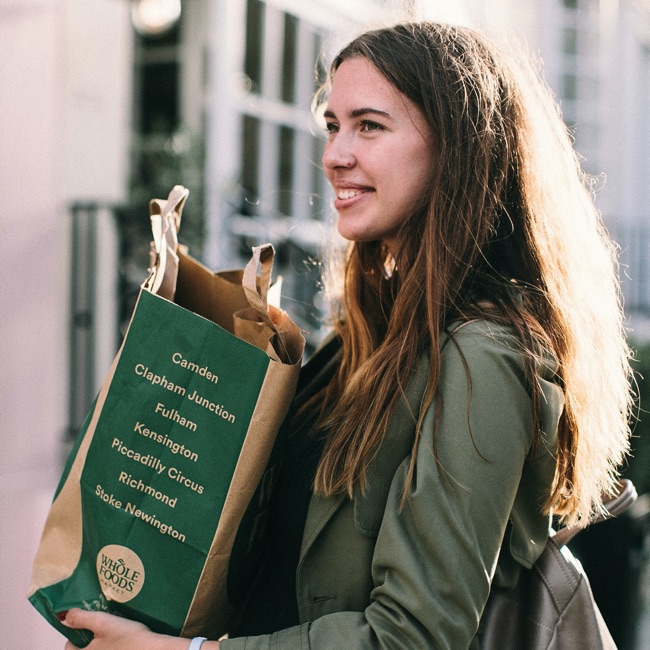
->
[311,22,632,525]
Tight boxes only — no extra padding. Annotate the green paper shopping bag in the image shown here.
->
[28,186,305,646]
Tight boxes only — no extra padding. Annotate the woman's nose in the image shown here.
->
[322,135,356,170]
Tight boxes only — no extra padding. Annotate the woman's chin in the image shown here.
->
[336,221,373,244]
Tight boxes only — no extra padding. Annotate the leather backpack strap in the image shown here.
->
[553,478,637,547]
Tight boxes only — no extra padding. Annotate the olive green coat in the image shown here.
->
[222,321,563,649]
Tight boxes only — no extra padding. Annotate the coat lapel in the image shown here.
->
[299,345,435,559]
[299,491,347,559]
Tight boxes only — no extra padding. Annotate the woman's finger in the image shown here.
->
[62,608,103,632]
[63,608,151,639]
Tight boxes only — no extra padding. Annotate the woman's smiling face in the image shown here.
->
[322,56,433,254]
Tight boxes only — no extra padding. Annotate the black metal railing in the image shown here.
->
[611,223,650,316]
[68,203,100,440]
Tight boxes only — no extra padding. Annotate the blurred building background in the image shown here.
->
[1,0,649,647]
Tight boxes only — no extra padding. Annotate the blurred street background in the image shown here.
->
[1,0,649,647]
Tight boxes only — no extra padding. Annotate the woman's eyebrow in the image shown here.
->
[323,107,392,119]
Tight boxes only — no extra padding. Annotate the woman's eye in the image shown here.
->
[325,122,339,135]
[360,119,383,132]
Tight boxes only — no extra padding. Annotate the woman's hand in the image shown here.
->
[62,609,220,650]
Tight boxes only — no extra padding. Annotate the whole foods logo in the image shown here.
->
[96,545,145,602]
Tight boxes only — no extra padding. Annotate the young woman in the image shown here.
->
[63,21,632,650]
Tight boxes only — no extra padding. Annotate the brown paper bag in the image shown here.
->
[29,186,305,645]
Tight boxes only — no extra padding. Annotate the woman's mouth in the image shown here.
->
[335,187,373,208]
[338,189,362,199]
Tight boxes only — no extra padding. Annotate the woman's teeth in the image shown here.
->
[338,189,362,199]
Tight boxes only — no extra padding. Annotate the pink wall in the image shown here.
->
[0,1,132,647]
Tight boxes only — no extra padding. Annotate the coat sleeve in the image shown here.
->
[221,323,560,650]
